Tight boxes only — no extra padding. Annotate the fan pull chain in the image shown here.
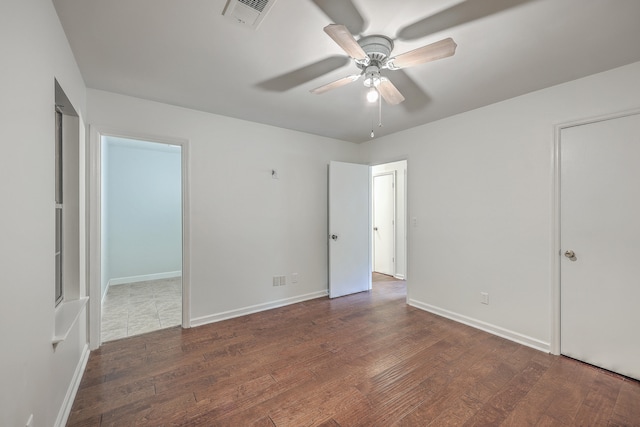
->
[370,91,383,138]
[370,115,374,138]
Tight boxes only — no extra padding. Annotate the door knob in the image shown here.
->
[330,234,338,241]
[564,250,576,259]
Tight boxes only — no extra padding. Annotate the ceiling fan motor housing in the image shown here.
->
[357,35,394,69]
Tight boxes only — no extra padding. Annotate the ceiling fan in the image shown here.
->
[258,0,534,104]
[310,24,457,105]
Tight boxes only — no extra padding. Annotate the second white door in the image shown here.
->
[373,173,395,276]
[560,112,640,380]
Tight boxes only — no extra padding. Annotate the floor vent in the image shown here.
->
[222,0,277,29]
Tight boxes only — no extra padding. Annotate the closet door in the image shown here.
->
[560,112,640,380]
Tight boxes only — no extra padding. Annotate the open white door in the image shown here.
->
[560,112,640,380]
[329,161,371,298]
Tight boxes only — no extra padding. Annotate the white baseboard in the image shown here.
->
[55,343,90,427]
[108,270,182,286]
[191,290,328,327]
[394,274,405,280]
[408,299,550,353]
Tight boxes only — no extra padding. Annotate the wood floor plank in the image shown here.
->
[540,357,598,425]
[99,391,197,426]
[572,370,622,426]
[66,278,639,426]
[610,379,640,426]
[397,335,521,425]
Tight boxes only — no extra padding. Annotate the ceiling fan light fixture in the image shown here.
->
[363,74,380,87]
[366,87,379,103]
[363,66,381,88]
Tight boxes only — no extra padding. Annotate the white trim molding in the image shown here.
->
[108,270,182,286]
[191,291,328,327]
[409,299,550,353]
[54,344,90,427]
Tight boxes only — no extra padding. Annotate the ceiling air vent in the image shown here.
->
[222,0,277,29]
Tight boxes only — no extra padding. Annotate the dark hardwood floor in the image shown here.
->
[67,275,640,426]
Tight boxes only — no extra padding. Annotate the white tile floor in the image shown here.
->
[101,277,182,342]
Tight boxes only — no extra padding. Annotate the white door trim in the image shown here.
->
[551,107,640,356]
[88,125,191,350]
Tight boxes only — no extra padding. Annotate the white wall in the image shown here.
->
[102,137,182,291]
[361,61,640,351]
[0,1,88,426]
[372,160,407,279]
[87,89,361,323]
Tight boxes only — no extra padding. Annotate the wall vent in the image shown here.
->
[223,0,277,29]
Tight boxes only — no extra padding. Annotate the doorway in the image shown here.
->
[100,136,183,341]
[327,160,408,298]
[88,129,190,349]
[558,111,640,380]
[372,160,407,281]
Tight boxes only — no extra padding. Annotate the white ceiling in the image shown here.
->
[53,0,640,143]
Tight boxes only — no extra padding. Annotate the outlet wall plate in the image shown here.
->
[480,292,489,305]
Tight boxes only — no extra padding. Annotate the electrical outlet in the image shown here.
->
[291,273,298,284]
[480,292,489,305]
[273,276,286,286]
[411,217,418,227]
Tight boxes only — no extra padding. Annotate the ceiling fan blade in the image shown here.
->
[311,0,366,35]
[377,78,405,105]
[310,74,361,95]
[388,38,457,70]
[397,0,535,41]
[323,24,368,61]
[256,56,350,92]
